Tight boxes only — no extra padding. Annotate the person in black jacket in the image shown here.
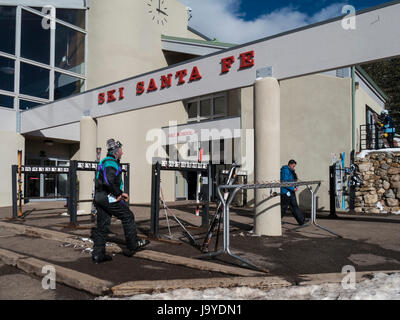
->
[92,139,149,264]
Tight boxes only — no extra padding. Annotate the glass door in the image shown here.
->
[175,171,187,200]
[57,160,69,197]
[24,157,69,200]
[44,159,56,198]
[25,158,41,198]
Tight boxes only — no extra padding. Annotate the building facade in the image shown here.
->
[0,0,387,213]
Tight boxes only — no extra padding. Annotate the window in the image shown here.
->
[0,94,14,109]
[20,62,50,99]
[200,99,211,120]
[187,101,197,121]
[19,99,42,110]
[186,93,227,122]
[21,10,51,65]
[213,96,226,118]
[57,9,86,29]
[0,56,15,92]
[0,6,87,111]
[0,6,16,54]
[54,72,84,100]
[55,23,85,75]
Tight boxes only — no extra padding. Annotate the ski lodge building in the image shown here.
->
[0,0,388,214]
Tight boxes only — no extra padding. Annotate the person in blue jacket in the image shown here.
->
[379,110,395,148]
[280,159,306,225]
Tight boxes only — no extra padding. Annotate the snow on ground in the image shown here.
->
[100,273,400,300]
[357,148,400,159]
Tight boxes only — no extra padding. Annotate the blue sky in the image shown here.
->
[179,0,393,43]
[237,0,389,21]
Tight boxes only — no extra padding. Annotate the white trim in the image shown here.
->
[0,89,15,97]
[54,67,86,80]
[20,57,52,70]
[18,93,49,103]
[84,6,88,91]
[54,16,87,34]
[14,6,21,112]
[49,10,55,101]
[21,6,87,33]
[0,51,16,60]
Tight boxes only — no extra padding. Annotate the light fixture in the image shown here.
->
[44,139,54,146]
[0,66,15,75]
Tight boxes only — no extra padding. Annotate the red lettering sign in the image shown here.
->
[119,87,125,100]
[189,66,202,82]
[107,89,117,103]
[176,69,188,85]
[147,78,158,92]
[161,74,173,89]
[221,56,235,73]
[136,81,145,95]
[98,92,105,105]
[239,51,255,69]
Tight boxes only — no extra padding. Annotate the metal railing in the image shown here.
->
[359,124,384,151]
[198,180,340,272]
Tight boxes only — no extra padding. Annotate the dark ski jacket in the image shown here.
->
[383,115,395,133]
[94,153,123,204]
[280,165,296,195]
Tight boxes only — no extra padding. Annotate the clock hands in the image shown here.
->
[156,0,168,15]
[156,8,168,16]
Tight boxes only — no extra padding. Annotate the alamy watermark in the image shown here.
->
[145,121,254,174]
[341,265,356,290]
[341,5,356,30]
[41,5,56,30]
[42,265,56,290]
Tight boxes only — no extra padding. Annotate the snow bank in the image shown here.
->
[357,148,400,159]
[99,272,400,300]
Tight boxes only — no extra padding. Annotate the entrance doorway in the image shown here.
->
[25,158,69,200]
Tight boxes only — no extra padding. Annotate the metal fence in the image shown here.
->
[359,124,384,151]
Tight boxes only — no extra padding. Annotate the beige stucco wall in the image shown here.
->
[96,101,187,204]
[239,74,353,211]
[280,74,353,211]
[86,0,191,90]
[0,132,25,207]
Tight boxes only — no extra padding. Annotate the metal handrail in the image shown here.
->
[200,179,341,271]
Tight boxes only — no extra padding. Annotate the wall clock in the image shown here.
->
[147,0,168,25]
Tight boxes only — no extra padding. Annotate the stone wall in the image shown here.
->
[355,151,400,214]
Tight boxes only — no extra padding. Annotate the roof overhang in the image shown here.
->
[162,35,235,56]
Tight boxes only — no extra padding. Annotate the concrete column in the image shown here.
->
[254,77,282,236]
[78,117,97,215]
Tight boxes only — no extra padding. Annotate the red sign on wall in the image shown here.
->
[97,50,255,105]
[98,87,125,105]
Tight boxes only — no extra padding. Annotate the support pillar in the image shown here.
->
[78,116,97,215]
[254,77,282,236]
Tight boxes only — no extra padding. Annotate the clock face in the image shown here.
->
[147,0,168,25]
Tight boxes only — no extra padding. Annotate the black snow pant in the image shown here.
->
[387,133,395,148]
[281,192,305,225]
[92,199,138,256]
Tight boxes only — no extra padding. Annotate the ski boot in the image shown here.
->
[123,238,150,257]
[92,251,113,264]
